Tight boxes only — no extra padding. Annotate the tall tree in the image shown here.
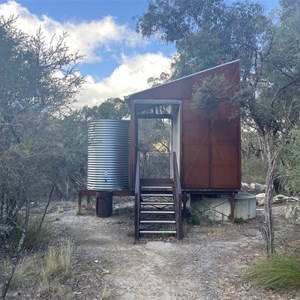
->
[80,97,129,121]
[256,1,300,253]
[278,129,300,195]
[0,17,83,297]
[137,0,300,255]
[192,3,300,254]
[136,0,269,79]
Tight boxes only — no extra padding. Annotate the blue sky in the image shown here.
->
[0,0,279,108]
[11,0,175,77]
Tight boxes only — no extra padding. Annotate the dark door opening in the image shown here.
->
[134,101,181,180]
[138,117,171,178]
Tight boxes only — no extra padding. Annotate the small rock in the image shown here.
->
[241,182,250,191]
[250,183,266,192]
[274,194,300,204]
[273,194,289,203]
[74,291,82,295]
[256,193,265,206]
[57,206,64,213]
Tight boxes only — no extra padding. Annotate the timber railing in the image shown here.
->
[134,156,141,241]
[173,152,183,239]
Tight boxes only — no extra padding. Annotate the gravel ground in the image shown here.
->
[3,197,300,299]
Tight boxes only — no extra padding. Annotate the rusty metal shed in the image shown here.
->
[82,60,241,240]
[126,60,241,195]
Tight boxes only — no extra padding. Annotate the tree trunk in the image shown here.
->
[260,135,281,256]
[263,159,276,255]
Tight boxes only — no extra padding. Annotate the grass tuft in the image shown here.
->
[245,253,300,292]
[10,239,74,299]
[40,239,74,282]
[10,256,37,289]
[102,284,111,299]
[38,239,74,298]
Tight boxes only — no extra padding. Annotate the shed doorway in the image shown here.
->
[135,101,181,180]
[138,117,171,178]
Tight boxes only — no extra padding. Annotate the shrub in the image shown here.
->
[246,253,300,292]
[9,239,74,299]
[5,217,52,251]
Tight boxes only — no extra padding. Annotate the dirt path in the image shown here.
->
[48,198,299,300]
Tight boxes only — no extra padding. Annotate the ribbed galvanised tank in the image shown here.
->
[87,120,130,191]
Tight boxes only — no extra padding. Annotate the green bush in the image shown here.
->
[246,253,300,292]
[242,157,268,184]
[5,218,52,251]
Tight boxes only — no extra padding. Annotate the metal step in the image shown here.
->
[140,220,176,224]
[141,201,174,206]
[140,230,177,234]
[141,193,173,197]
[141,187,173,192]
[140,210,175,214]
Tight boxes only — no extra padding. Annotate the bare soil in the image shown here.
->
[4,197,300,299]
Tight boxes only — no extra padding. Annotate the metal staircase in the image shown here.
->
[135,153,183,240]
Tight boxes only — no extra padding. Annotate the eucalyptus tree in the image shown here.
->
[278,129,300,195]
[136,0,268,80]
[0,17,83,297]
[192,3,300,255]
[230,0,300,254]
[80,97,129,121]
[136,0,300,255]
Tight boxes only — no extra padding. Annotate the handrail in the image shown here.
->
[173,152,183,239]
[134,154,141,241]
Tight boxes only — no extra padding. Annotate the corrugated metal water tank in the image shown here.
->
[234,192,256,219]
[87,120,130,191]
[190,192,256,222]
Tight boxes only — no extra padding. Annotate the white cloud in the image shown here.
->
[74,53,172,108]
[0,0,145,61]
[0,1,174,109]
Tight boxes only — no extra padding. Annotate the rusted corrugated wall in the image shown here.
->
[181,100,240,190]
[181,61,240,191]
